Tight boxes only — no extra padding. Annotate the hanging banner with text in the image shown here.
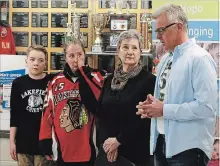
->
[0,69,25,109]
[152,21,220,42]
[152,0,219,19]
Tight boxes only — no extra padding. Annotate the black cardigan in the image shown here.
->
[96,66,156,165]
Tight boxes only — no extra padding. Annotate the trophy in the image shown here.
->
[117,0,123,14]
[109,0,116,14]
[71,3,81,39]
[126,2,130,15]
[65,23,73,43]
[64,3,81,43]
[140,13,152,52]
[92,14,109,53]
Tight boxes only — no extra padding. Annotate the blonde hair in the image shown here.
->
[27,45,48,60]
[63,38,85,57]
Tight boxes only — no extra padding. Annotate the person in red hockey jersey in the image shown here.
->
[39,39,105,166]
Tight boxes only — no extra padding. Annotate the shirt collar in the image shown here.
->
[173,38,196,56]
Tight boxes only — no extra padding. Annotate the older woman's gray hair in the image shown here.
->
[117,30,142,51]
[152,4,188,31]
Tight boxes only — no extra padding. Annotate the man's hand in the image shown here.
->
[107,148,118,162]
[136,94,154,118]
[103,137,121,153]
[10,141,17,161]
[136,94,164,118]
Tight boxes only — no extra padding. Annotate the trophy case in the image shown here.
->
[88,0,153,74]
[9,0,91,73]
[8,0,152,74]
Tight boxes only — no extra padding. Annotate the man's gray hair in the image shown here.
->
[117,30,142,51]
[152,4,188,31]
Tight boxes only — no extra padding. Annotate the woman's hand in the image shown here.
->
[10,141,17,161]
[77,55,85,69]
[107,148,118,162]
[103,137,121,153]
[45,155,54,160]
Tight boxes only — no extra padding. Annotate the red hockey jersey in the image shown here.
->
[0,25,16,55]
[207,160,219,166]
[39,64,105,163]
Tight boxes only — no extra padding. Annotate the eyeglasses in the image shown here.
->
[155,23,176,36]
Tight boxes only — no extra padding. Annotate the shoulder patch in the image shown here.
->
[91,73,100,82]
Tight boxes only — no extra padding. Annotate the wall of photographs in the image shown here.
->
[9,0,91,73]
[9,0,152,73]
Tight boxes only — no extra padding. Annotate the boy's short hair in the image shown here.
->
[27,45,48,61]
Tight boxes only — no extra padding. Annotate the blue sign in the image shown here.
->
[0,69,25,109]
[152,21,219,42]
[0,69,25,85]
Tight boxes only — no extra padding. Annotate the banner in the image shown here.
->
[0,55,26,131]
[0,69,25,109]
[152,0,219,19]
[152,21,219,42]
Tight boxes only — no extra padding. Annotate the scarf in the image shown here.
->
[111,61,143,91]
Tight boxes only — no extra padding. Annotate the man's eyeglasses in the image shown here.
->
[155,23,176,36]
